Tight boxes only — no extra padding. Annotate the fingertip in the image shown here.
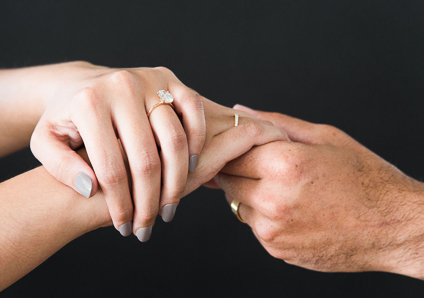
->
[74,172,93,198]
[162,203,178,222]
[189,154,198,173]
[233,104,253,112]
[119,222,133,237]
[233,104,245,110]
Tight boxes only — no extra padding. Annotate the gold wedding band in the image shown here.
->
[234,113,239,127]
[231,199,245,223]
[147,90,175,117]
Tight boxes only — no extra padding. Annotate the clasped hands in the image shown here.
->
[31,62,424,279]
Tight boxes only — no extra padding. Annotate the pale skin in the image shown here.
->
[0,77,288,290]
[1,62,210,240]
[212,105,424,280]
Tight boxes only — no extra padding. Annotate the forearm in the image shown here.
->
[381,179,424,280]
[0,62,91,157]
[0,154,110,290]
[0,66,48,156]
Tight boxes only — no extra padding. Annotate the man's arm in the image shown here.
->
[214,105,424,280]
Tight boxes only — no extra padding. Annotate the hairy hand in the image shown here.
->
[213,105,424,279]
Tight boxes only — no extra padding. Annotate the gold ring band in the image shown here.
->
[147,101,174,117]
[231,199,245,223]
[234,113,239,127]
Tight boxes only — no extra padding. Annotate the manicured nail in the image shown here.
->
[189,155,198,173]
[74,173,92,198]
[119,222,132,237]
[136,226,153,242]
[162,204,178,222]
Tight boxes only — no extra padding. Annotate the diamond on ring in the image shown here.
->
[157,90,174,103]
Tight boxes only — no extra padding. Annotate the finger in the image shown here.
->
[215,173,269,215]
[220,140,298,178]
[219,145,267,179]
[169,85,206,173]
[233,104,319,144]
[184,118,288,196]
[224,193,260,227]
[30,120,98,198]
[149,103,189,223]
[112,100,161,241]
[71,97,133,236]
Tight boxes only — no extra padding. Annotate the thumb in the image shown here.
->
[30,124,98,198]
[233,104,319,145]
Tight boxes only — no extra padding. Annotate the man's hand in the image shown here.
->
[213,105,424,280]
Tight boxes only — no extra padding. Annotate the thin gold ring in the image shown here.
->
[148,90,175,117]
[147,101,174,117]
[234,113,239,127]
[231,199,245,223]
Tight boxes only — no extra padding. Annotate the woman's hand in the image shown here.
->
[213,105,424,279]
[30,62,206,240]
[181,99,290,196]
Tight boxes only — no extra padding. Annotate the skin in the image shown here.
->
[212,105,424,280]
[1,61,208,238]
[0,91,288,290]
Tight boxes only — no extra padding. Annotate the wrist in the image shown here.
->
[376,179,424,279]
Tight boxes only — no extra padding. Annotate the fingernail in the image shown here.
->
[74,173,92,198]
[189,155,198,173]
[119,222,132,237]
[162,204,178,222]
[233,104,253,112]
[136,226,153,242]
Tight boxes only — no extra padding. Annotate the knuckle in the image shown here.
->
[242,120,263,137]
[109,69,134,89]
[136,207,159,225]
[165,124,187,151]
[255,223,279,243]
[113,207,133,223]
[316,124,341,138]
[262,201,286,222]
[131,150,161,177]
[188,92,204,112]
[154,66,173,75]
[69,60,92,68]
[258,119,274,127]
[75,87,100,113]
[165,183,186,200]
[271,152,303,180]
[97,160,127,187]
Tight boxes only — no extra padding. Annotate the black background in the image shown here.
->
[1,0,424,297]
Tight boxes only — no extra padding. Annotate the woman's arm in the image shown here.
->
[0,150,110,291]
[0,65,56,157]
[0,99,288,291]
[1,62,208,240]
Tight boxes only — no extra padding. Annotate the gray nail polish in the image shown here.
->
[119,222,133,237]
[74,173,92,198]
[189,155,198,173]
[162,204,178,223]
[136,226,153,242]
